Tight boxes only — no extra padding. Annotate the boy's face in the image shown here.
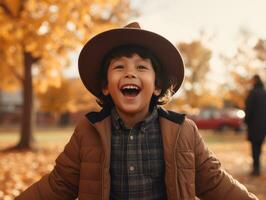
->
[102,53,161,119]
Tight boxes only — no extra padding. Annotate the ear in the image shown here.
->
[102,86,109,96]
[153,87,162,96]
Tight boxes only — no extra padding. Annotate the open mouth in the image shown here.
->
[120,85,141,97]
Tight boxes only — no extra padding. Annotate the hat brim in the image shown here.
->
[78,27,184,98]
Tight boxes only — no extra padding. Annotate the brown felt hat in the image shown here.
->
[78,22,184,98]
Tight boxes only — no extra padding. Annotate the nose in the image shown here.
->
[125,73,136,78]
[124,67,137,78]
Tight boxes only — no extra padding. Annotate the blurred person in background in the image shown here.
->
[245,74,266,176]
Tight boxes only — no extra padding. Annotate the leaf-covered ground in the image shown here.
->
[0,128,265,200]
[202,131,266,200]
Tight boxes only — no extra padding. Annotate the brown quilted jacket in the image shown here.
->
[16,108,258,200]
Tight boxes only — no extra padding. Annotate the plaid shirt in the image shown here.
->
[110,107,167,200]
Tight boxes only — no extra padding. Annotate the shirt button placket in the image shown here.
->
[129,135,134,140]
[129,165,135,172]
[128,129,136,176]
[129,129,134,141]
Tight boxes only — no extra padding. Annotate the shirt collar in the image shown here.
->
[111,106,158,131]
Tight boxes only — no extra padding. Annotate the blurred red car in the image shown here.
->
[188,108,246,132]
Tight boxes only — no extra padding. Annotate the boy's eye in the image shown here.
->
[137,65,148,70]
[113,65,124,69]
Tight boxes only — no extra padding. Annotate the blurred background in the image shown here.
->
[0,0,265,199]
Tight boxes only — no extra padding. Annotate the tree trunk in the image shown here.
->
[16,51,34,149]
[0,89,2,113]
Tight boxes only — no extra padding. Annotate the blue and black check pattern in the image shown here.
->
[109,107,167,200]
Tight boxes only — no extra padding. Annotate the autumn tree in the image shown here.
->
[67,78,99,112]
[0,0,133,150]
[37,79,73,121]
[254,39,266,60]
[177,40,212,108]
[37,78,99,123]
[254,39,266,77]
[221,29,265,108]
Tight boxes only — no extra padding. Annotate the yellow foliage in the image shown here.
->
[37,79,72,113]
[197,92,223,109]
[0,0,133,92]
[37,78,99,114]
[177,40,212,108]
[68,78,99,112]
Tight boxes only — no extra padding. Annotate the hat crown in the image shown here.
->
[124,22,141,29]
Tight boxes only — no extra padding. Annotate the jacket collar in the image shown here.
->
[111,106,159,131]
[86,106,185,125]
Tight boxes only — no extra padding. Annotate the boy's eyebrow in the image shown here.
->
[110,57,127,62]
[112,56,151,62]
[109,55,152,67]
[109,57,124,65]
[109,58,125,67]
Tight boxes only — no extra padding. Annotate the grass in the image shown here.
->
[0,126,245,144]
[0,126,73,147]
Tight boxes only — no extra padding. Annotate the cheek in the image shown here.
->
[147,73,156,84]
[107,74,118,86]
[143,76,157,92]
[106,74,121,95]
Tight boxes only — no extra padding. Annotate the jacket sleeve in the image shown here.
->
[15,129,81,200]
[193,123,258,200]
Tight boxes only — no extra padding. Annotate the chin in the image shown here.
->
[121,107,141,114]
[118,105,147,114]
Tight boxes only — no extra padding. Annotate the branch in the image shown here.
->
[10,66,24,83]
[0,0,25,18]
[0,2,12,16]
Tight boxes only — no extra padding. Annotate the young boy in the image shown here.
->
[16,22,258,200]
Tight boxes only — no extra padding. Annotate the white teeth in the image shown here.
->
[122,85,139,90]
